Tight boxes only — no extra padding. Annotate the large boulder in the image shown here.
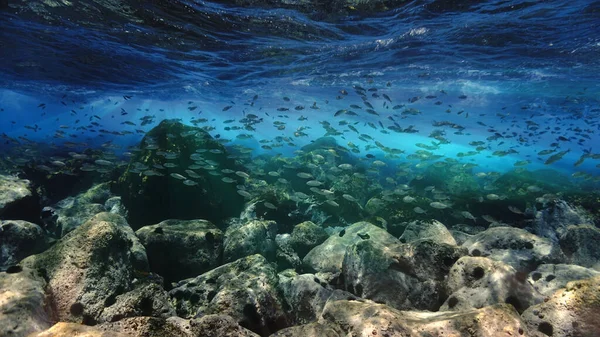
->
[223,220,277,263]
[399,219,457,246]
[289,221,328,258]
[169,254,288,336]
[533,199,594,241]
[275,234,301,271]
[303,221,400,278]
[559,224,600,270]
[0,174,39,223]
[527,264,600,297]
[522,276,600,337]
[20,212,144,324]
[114,120,245,229]
[341,238,465,311]
[315,300,527,337]
[0,266,52,337]
[441,256,543,313]
[97,315,260,337]
[278,271,356,326]
[98,281,176,323]
[136,219,223,284]
[462,226,565,272]
[0,220,48,270]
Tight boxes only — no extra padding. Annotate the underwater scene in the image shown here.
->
[1,0,600,336]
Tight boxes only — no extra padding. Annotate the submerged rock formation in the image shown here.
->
[136,219,224,284]
[20,212,148,324]
[114,120,245,229]
[169,254,288,336]
[0,174,39,223]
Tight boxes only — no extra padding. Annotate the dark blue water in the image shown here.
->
[1,0,600,178]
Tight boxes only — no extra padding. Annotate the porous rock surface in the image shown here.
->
[169,254,288,336]
[136,219,223,283]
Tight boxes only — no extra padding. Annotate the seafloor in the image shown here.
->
[1,119,600,337]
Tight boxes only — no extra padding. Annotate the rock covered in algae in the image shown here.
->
[114,120,245,229]
[0,220,48,270]
[20,212,147,324]
[278,271,356,326]
[0,266,52,337]
[97,315,260,337]
[274,300,527,337]
[223,219,278,263]
[31,322,129,337]
[289,221,328,258]
[441,256,543,312]
[399,219,457,246]
[136,219,223,284]
[303,221,400,277]
[98,281,176,323]
[462,226,565,272]
[559,224,600,270]
[169,254,288,336]
[522,276,600,337]
[53,182,125,237]
[341,237,466,311]
[533,199,594,242]
[0,174,39,223]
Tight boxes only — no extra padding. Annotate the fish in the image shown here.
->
[170,173,187,180]
[430,202,450,209]
[413,207,427,214]
[544,149,570,165]
[264,202,277,210]
[508,206,524,215]
[297,172,313,179]
[342,194,357,202]
[461,211,477,222]
[402,196,415,203]
[237,189,252,198]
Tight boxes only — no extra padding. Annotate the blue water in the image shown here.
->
[1,0,600,180]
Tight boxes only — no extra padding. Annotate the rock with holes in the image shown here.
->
[0,174,39,223]
[0,220,48,271]
[223,219,277,263]
[534,199,594,242]
[399,219,457,246]
[559,224,600,270]
[20,212,142,324]
[278,270,357,325]
[169,254,288,336]
[318,300,527,337]
[341,238,465,311]
[31,322,129,337]
[289,221,328,259]
[462,226,565,272]
[527,264,600,297]
[135,219,223,284]
[522,275,600,337]
[98,280,176,323]
[303,221,401,279]
[441,256,543,313]
[97,315,260,337]
[0,266,52,337]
